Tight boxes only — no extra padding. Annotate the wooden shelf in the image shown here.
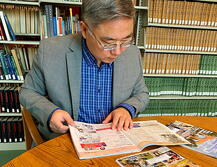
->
[134,6,148,10]
[0,80,24,84]
[145,49,217,55]
[39,1,148,10]
[193,0,217,2]
[148,23,217,30]
[39,0,82,5]
[137,46,145,49]
[0,0,39,6]
[0,142,26,151]
[0,40,40,45]
[150,96,217,100]
[15,33,40,37]
[0,113,22,116]
[143,74,217,78]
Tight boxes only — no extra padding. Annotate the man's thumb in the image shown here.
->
[64,114,74,126]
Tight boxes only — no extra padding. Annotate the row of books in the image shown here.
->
[0,5,40,36]
[0,85,21,113]
[11,47,37,72]
[148,0,217,27]
[0,47,36,81]
[145,77,217,96]
[41,5,80,39]
[0,116,24,143]
[0,10,16,41]
[142,99,217,117]
[145,27,217,52]
[143,53,217,75]
[143,53,200,75]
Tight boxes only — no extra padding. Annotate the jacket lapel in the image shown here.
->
[66,35,82,120]
[113,54,126,107]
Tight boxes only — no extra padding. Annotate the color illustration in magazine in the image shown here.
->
[167,121,217,158]
[116,147,200,167]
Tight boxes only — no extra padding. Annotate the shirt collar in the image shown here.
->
[82,38,113,68]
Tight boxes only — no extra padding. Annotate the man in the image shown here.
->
[19,0,149,140]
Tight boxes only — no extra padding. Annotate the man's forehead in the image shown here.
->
[99,33,133,41]
[92,18,134,40]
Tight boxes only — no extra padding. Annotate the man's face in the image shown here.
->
[80,17,134,66]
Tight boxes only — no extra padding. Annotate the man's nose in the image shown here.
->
[111,45,125,56]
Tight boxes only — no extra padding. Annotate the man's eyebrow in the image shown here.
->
[100,33,133,41]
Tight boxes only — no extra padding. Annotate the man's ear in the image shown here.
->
[80,21,88,39]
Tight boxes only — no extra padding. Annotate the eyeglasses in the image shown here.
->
[86,24,133,51]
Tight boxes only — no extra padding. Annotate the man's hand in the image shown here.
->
[50,109,74,133]
[102,107,133,131]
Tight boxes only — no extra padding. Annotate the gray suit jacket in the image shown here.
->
[19,34,149,140]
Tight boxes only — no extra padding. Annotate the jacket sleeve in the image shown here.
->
[120,48,149,116]
[19,40,59,131]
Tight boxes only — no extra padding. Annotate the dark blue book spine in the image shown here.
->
[4,54,14,80]
[0,51,9,80]
[53,16,57,36]
[4,15,16,41]
[45,5,51,37]
[48,5,54,37]
[7,55,18,80]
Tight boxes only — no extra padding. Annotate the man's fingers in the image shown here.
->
[123,120,130,131]
[102,113,112,124]
[117,117,125,131]
[123,119,133,130]
[64,114,75,126]
[50,110,74,133]
[111,114,120,130]
[129,120,133,129]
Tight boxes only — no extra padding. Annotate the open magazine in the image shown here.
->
[167,121,217,158]
[69,120,190,159]
[116,147,200,167]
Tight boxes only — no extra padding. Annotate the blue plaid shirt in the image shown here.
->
[77,39,135,123]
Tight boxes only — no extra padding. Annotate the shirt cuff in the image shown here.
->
[115,103,136,118]
[47,107,61,132]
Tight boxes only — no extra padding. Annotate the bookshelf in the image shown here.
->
[0,1,39,151]
[141,0,217,117]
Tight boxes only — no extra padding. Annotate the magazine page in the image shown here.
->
[69,121,138,159]
[123,120,190,150]
[167,121,217,158]
[116,147,200,167]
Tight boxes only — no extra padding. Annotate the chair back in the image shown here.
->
[22,108,44,150]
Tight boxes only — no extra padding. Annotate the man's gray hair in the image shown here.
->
[81,0,135,28]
